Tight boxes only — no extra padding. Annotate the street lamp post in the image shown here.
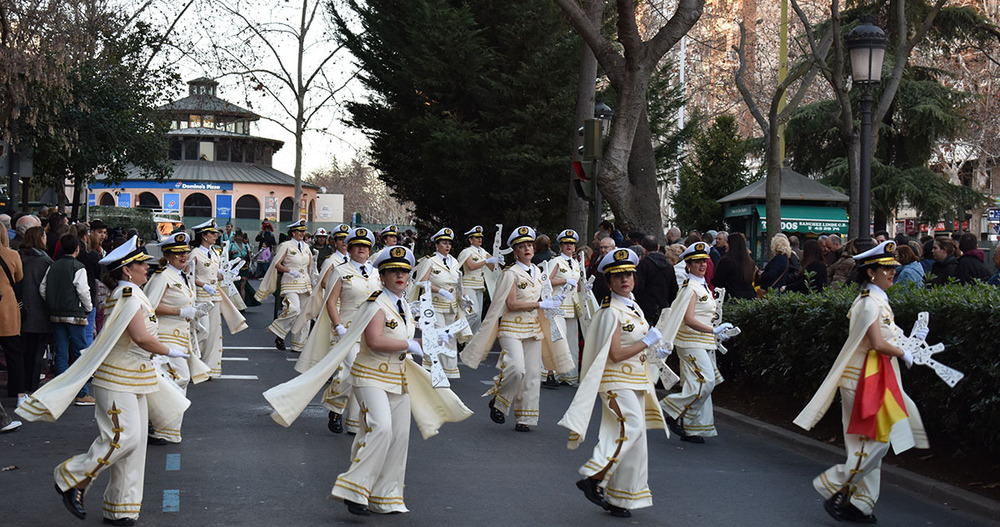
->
[592,101,613,235]
[846,18,887,252]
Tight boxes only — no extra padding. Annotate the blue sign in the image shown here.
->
[88,193,96,207]
[163,193,180,212]
[117,193,132,208]
[989,209,1000,221]
[91,180,233,191]
[216,194,232,219]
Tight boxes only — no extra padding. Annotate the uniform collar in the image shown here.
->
[611,292,635,308]
[866,283,888,302]
[200,245,212,255]
[515,260,533,277]
[167,264,185,276]
[352,260,370,273]
[687,274,707,286]
[382,288,403,306]
[435,251,450,263]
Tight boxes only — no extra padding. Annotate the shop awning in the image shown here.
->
[754,205,848,234]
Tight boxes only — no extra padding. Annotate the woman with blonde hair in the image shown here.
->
[757,234,791,294]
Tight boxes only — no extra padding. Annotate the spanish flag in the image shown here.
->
[847,350,908,442]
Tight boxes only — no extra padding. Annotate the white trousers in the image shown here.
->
[660,347,720,437]
[491,337,542,426]
[331,386,410,513]
[197,302,224,377]
[466,287,485,334]
[324,342,361,433]
[812,386,891,515]
[268,292,310,352]
[580,389,652,510]
[150,356,190,443]
[55,386,148,521]
[553,316,580,384]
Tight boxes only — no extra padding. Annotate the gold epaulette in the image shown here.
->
[682,279,690,288]
[122,287,133,297]
[860,289,870,298]
[153,267,165,274]
[367,290,382,302]
[601,296,611,308]
[213,246,223,255]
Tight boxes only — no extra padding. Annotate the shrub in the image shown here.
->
[724,282,1000,454]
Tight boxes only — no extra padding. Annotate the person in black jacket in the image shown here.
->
[955,233,990,284]
[929,237,960,285]
[784,239,827,294]
[633,235,677,326]
[711,233,756,300]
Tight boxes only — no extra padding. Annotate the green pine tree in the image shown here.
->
[673,115,750,233]
[332,0,578,237]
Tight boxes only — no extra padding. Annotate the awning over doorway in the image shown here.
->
[753,205,848,234]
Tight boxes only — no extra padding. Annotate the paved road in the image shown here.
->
[2,294,997,526]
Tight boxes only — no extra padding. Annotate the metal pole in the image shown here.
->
[857,85,874,252]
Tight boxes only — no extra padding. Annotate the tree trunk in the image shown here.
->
[764,121,782,253]
[625,106,663,239]
[566,0,603,241]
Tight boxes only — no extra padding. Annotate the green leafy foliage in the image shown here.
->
[672,115,751,232]
[724,283,1000,454]
[332,0,577,235]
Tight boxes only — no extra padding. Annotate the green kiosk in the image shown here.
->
[718,168,849,263]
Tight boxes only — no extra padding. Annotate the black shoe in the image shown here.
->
[663,413,685,437]
[328,411,343,434]
[146,436,170,446]
[576,478,609,510]
[56,484,86,520]
[514,424,530,432]
[607,504,631,518]
[843,504,877,524]
[103,517,137,526]
[824,491,847,522]
[274,337,285,351]
[345,499,370,516]
[488,397,505,424]
[542,373,559,389]
[680,434,705,444]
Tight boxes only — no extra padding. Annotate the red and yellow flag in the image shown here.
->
[847,350,908,442]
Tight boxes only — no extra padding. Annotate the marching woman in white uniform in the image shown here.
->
[190,220,226,376]
[794,241,928,523]
[256,220,314,352]
[547,229,585,385]
[658,242,734,443]
[319,228,381,434]
[456,225,500,334]
[559,248,668,518]
[144,232,211,444]
[17,236,190,526]
[461,226,573,432]
[410,228,471,379]
[262,246,471,516]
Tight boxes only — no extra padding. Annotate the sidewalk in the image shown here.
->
[716,406,1000,525]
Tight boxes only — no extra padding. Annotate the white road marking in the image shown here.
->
[217,374,259,380]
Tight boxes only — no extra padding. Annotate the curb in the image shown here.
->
[716,406,1000,524]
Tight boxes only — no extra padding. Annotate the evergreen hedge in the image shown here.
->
[724,283,1000,454]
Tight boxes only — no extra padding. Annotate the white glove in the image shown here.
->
[485,257,499,265]
[565,278,578,288]
[334,324,347,337]
[167,347,190,359]
[287,270,301,278]
[201,284,216,296]
[713,322,734,335]
[585,283,594,291]
[179,307,197,320]
[913,327,929,341]
[901,349,914,368]
[406,339,423,357]
[655,347,671,359]
[437,332,453,345]
[641,327,663,348]
[195,302,213,317]
[436,289,455,301]
[717,332,731,343]
[538,296,563,310]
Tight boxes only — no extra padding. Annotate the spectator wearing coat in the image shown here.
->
[955,233,991,284]
[892,243,924,287]
[633,235,678,326]
[929,237,960,286]
[10,227,53,405]
[0,226,25,401]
